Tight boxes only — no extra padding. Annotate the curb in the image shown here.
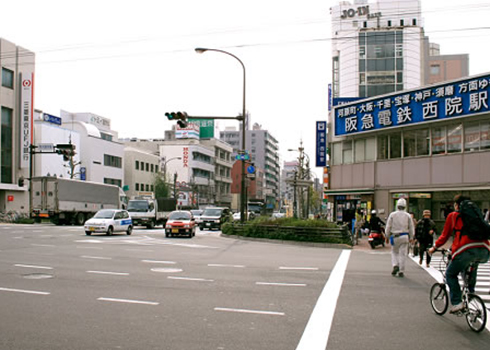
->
[220,233,353,249]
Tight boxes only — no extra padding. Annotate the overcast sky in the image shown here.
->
[1,0,490,178]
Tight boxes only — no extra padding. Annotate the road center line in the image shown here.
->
[214,307,285,316]
[256,282,307,287]
[0,287,50,295]
[14,264,53,270]
[97,297,159,305]
[87,271,129,276]
[296,250,351,350]
[279,267,319,271]
[31,244,55,247]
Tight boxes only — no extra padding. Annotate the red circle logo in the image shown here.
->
[23,80,32,87]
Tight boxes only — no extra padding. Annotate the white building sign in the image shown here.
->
[20,71,34,168]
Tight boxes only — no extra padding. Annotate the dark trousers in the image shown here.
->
[419,243,432,264]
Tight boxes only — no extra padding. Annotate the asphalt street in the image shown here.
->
[0,224,488,350]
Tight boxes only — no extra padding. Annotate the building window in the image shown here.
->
[151,164,154,172]
[104,178,122,187]
[2,68,14,89]
[146,163,149,172]
[430,65,440,75]
[100,133,113,141]
[1,107,13,183]
[432,127,446,155]
[135,161,139,170]
[104,154,122,168]
[135,183,140,191]
[447,123,462,154]
[464,122,480,152]
[416,129,430,156]
[377,135,388,160]
[342,140,353,164]
[389,133,402,159]
[481,121,490,150]
[354,137,375,162]
[146,184,149,191]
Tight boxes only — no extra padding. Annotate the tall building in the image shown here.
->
[220,123,280,211]
[331,0,426,98]
[0,38,35,213]
[428,43,469,85]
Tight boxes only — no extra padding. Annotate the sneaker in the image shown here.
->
[391,266,399,276]
[426,263,430,268]
[450,303,464,314]
[419,259,423,265]
[398,272,404,278]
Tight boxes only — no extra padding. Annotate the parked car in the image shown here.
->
[190,209,203,226]
[199,207,232,230]
[165,210,196,238]
[232,211,254,221]
[84,209,133,236]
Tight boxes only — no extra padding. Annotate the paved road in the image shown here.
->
[0,224,488,350]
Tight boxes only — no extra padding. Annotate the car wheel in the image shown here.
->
[107,226,114,236]
[126,225,133,235]
[165,232,170,238]
[146,221,155,229]
[75,213,85,226]
[85,231,92,236]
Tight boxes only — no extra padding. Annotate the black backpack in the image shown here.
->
[457,200,490,240]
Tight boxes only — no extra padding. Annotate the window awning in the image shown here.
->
[324,188,374,196]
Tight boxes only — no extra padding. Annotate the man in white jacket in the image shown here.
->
[385,198,415,277]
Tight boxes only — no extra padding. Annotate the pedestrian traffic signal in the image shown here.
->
[18,176,25,187]
[165,111,188,128]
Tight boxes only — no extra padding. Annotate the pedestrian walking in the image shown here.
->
[414,210,436,267]
[385,198,415,278]
[354,209,364,240]
[409,212,418,257]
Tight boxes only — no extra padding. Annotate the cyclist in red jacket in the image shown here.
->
[428,195,490,313]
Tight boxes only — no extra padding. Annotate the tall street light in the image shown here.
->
[195,47,247,223]
[162,156,182,198]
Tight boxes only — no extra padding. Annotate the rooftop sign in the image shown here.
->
[333,72,490,137]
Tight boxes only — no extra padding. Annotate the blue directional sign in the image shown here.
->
[247,165,255,174]
[316,121,327,167]
[235,153,250,161]
[43,113,62,125]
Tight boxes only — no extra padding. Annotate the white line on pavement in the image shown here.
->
[126,249,154,252]
[0,287,50,295]
[214,307,285,316]
[279,267,319,271]
[256,282,307,287]
[81,256,112,260]
[142,260,176,264]
[31,244,55,247]
[168,276,214,282]
[296,250,351,350]
[14,264,53,270]
[87,271,129,276]
[97,297,159,305]
[76,246,103,250]
[208,264,246,268]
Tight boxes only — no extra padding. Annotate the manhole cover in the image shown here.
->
[23,273,54,279]
[151,268,183,273]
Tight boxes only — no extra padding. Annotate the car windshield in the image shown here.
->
[93,210,115,219]
[127,200,150,212]
[203,208,222,216]
[190,210,203,216]
[169,211,191,220]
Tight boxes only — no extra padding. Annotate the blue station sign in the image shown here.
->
[43,113,62,125]
[334,72,490,137]
[316,121,327,167]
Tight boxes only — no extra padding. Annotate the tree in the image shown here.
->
[154,173,171,198]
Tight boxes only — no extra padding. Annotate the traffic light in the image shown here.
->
[56,144,76,161]
[18,176,25,187]
[165,111,188,128]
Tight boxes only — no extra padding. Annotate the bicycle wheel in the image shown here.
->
[430,283,448,315]
[465,294,487,332]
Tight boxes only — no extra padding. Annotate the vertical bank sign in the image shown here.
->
[316,121,327,167]
[334,72,490,137]
[20,71,34,168]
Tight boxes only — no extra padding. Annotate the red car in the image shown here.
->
[165,211,196,238]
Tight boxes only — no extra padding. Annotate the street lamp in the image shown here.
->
[162,157,182,198]
[195,47,247,223]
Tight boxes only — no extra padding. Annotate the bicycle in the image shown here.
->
[429,249,487,332]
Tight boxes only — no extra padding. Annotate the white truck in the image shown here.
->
[127,197,177,229]
[31,176,127,226]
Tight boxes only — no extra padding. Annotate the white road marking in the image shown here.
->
[97,297,159,305]
[126,249,154,252]
[256,282,307,287]
[31,244,55,247]
[296,250,351,350]
[76,246,103,250]
[39,234,53,237]
[0,287,50,295]
[87,271,129,276]
[214,307,285,316]
[208,264,246,268]
[14,264,53,270]
[279,267,319,271]
[168,276,214,282]
[142,260,176,264]
[81,255,112,260]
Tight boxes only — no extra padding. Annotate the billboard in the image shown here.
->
[334,73,490,137]
[20,71,34,168]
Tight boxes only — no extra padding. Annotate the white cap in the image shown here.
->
[397,198,407,208]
